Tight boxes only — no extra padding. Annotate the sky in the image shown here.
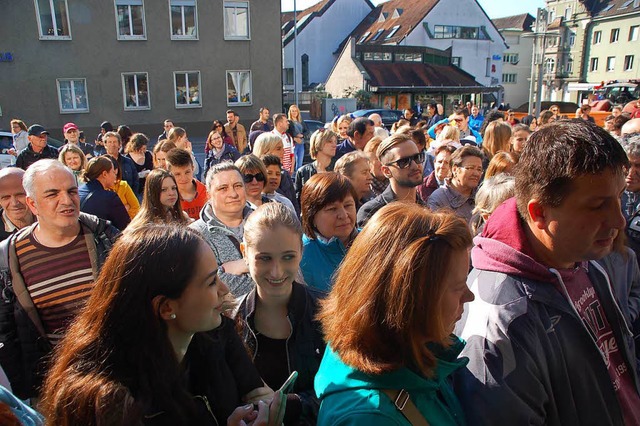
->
[281,0,545,19]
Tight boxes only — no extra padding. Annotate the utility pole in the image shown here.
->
[524,8,553,116]
[293,0,298,106]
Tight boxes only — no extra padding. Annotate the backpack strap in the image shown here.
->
[381,389,430,426]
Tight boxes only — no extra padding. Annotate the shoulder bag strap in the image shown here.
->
[381,389,430,426]
[80,190,96,211]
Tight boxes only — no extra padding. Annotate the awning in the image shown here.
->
[567,83,597,92]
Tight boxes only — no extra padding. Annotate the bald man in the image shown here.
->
[622,118,640,137]
[368,113,390,138]
[0,167,34,241]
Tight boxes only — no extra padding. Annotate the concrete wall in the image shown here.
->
[0,0,282,140]
[404,0,507,87]
[282,0,372,93]
[325,38,365,99]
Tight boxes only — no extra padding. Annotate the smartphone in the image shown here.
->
[278,371,298,394]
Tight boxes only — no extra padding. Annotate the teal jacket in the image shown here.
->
[315,339,468,426]
[300,233,348,293]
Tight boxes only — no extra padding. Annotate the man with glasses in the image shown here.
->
[550,104,561,120]
[427,107,483,145]
[427,145,483,223]
[157,119,174,143]
[15,124,58,170]
[357,133,424,227]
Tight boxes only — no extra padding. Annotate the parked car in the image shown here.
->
[350,109,404,129]
[595,82,639,105]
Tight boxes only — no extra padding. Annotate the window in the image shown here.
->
[35,0,71,39]
[394,52,422,62]
[590,57,599,71]
[363,52,392,61]
[564,7,572,20]
[170,0,197,39]
[451,57,461,67]
[115,0,146,40]
[57,79,88,113]
[283,68,294,85]
[606,56,615,71]
[593,30,602,44]
[569,33,575,47]
[224,2,250,40]
[122,73,149,110]
[371,29,384,41]
[433,25,487,40]
[358,32,370,43]
[386,25,400,39]
[227,71,251,106]
[566,61,573,73]
[174,71,201,108]
[630,26,639,41]
[544,58,555,74]
[503,53,519,64]
[624,55,634,71]
[610,28,619,43]
[485,58,491,77]
[502,73,517,84]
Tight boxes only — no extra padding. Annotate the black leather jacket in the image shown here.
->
[233,282,326,425]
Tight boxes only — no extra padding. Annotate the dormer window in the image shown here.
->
[386,25,400,39]
[392,8,403,19]
[359,31,371,43]
[371,28,384,41]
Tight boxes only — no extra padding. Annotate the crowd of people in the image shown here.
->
[0,100,639,425]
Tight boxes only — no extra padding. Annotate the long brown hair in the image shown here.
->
[319,203,472,377]
[40,225,205,425]
[129,169,188,228]
[482,121,512,160]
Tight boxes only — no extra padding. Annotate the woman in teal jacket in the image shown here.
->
[300,173,359,293]
[314,203,474,425]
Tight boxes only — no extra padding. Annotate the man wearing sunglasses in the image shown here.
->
[16,124,59,170]
[357,133,424,227]
[426,107,483,145]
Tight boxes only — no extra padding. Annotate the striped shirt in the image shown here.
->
[273,130,294,174]
[16,231,94,346]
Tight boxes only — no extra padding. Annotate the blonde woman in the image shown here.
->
[58,143,87,183]
[253,132,298,214]
[288,104,307,172]
[294,129,338,203]
[481,121,512,165]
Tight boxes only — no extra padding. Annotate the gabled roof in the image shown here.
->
[547,17,564,29]
[346,0,441,46]
[281,0,375,45]
[492,13,535,32]
[588,0,640,18]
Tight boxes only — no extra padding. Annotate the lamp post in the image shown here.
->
[293,0,298,106]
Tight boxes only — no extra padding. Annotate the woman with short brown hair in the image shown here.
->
[315,203,474,425]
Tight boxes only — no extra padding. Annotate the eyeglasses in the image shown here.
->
[243,172,265,183]
[215,125,223,129]
[385,152,425,169]
[458,165,484,173]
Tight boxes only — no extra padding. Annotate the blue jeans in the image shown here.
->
[294,142,305,172]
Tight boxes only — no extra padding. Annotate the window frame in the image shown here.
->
[630,25,639,42]
[359,32,371,43]
[386,25,400,39]
[451,57,461,67]
[624,55,634,71]
[173,71,202,109]
[593,30,602,44]
[606,56,616,72]
[371,29,385,42]
[226,70,252,107]
[610,28,619,43]
[169,0,198,40]
[501,73,517,84]
[121,72,151,110]
[223,1,250,40]
[34,0,72,40]
[590,57,599,72]
[56,78,89,114]
[114,0,147,41]
[566,61,573,73]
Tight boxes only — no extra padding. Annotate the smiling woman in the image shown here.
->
[234,202,326,425]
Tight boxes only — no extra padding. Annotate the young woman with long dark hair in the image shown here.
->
[129,169,190,228]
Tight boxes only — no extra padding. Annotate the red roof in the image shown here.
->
[363,62,482,89]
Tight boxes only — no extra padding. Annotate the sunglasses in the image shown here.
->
[385,152,425,169]
[243,172,265,183]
